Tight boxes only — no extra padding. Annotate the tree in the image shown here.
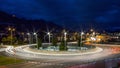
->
[78,38,81,47]
[2,37,7,44]
[7,36,12,44]
[51,37,58,50]
[2,35,17,45]
[77,36,83,47]
[51,37,57,47]
[12,37,17,44]
[17,38,24,45]
[2,36,12,45]
[59,38,67,51]
[37,38,42,49]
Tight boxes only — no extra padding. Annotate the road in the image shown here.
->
[0,48,5,52]
[2,44,120,68]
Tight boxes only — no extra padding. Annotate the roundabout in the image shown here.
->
[3,43,120,68]
[5,43,103,57]
[17,45,103,56]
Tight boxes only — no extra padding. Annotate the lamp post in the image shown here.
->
[47,32,50,45]
[33,32,38,48]
[27,33,31,45]
[81,32,84,47]
[90,29,93,32]
[8,27,15,45]
[93,32,95,36]
[64,32,67,50]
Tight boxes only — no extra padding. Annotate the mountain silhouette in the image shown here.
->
[0,11,63,33]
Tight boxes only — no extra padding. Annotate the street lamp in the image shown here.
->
[81,32,84,47]
[8,27,15,45]
[90,29,93,32]
[64,32,67,49]
[47,32,51,45]
[93,32,95,36]
[27,33,31,45]
[33,32,38,49]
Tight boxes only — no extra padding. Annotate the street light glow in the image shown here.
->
[90,29,93,32]
[8,28,11,31]
[64,32,67,35]
[47,32,50,35]
[27,33,30,35]
[81,32,84,35]
[13,28,15,31]
[33,32,37,35]
[93,32,95,35]
[90,37,96,41]
[8,27,15,31]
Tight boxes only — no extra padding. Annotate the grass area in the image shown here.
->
[0,56,24,66]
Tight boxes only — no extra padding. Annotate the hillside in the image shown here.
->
[0,11,63,33]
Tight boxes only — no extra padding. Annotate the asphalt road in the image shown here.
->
[2,44,120,68]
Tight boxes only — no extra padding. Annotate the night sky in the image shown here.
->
[0,0,120,29]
